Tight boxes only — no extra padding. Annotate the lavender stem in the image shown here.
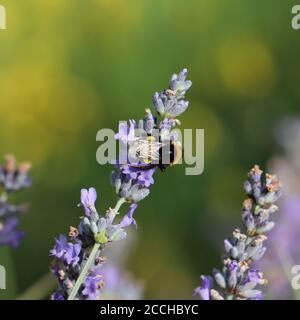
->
[68,243,100,300]
[67,197,126,300]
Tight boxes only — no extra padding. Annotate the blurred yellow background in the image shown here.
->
[0,0,299,299]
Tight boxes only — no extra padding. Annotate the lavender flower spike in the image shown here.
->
[0,154,32,247]
[50,69,192,300]
[195,165,282,300]
[80,187,98,217]
[152,68,191,118]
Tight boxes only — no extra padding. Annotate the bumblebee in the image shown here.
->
[128,135,182,171]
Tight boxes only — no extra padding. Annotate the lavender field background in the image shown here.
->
[0,0,300,299]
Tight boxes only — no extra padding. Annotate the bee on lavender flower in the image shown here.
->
[128,132,183,171]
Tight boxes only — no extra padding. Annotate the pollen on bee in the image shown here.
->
[147,136,155,142]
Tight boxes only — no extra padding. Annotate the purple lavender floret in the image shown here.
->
[194,276,213,300]
[82,268,104,300]
[50,235,81,267]
[50,69,192,300]
[195,166,282,300]
[119,203,138,228]
[0,217,25,248]
[80,187,97,217]
[52,292,64,301]
[152,68,191,117]
[0,154,31,248]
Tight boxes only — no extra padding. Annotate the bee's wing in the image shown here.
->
[136,140,161,163]
[149,141,161,161]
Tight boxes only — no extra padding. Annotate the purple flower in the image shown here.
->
[115,120,136,143]
[0,217,24,248]
[169,68,192,92]
[80,187,97,217]
[159,118,179,131]
[238,270,264,293]
[195,166,281,300]
[119,203,138,228]
[50,235,81,267]
[120,165,138,180]
[82,268,104,300]
[152,92,165,115]
[143,108,156,134]
[120,165,156,188]
[64,242,81,266]
[137,168,156,187]
[50,235,68,259]
[115,121,128,142]
[152,91,188,118]
[52,292,64,300]
[226,260,238,289]
[152,69,192,117]
[245,270,261,283]
[194,276,213,300]
[0,154,31,248]
[167,99,189,118]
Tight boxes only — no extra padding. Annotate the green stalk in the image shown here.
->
[67,242,101,300]
[114,197,126,214]
[67,197,126,300]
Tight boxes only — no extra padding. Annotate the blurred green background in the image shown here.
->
[0,0,300,299]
